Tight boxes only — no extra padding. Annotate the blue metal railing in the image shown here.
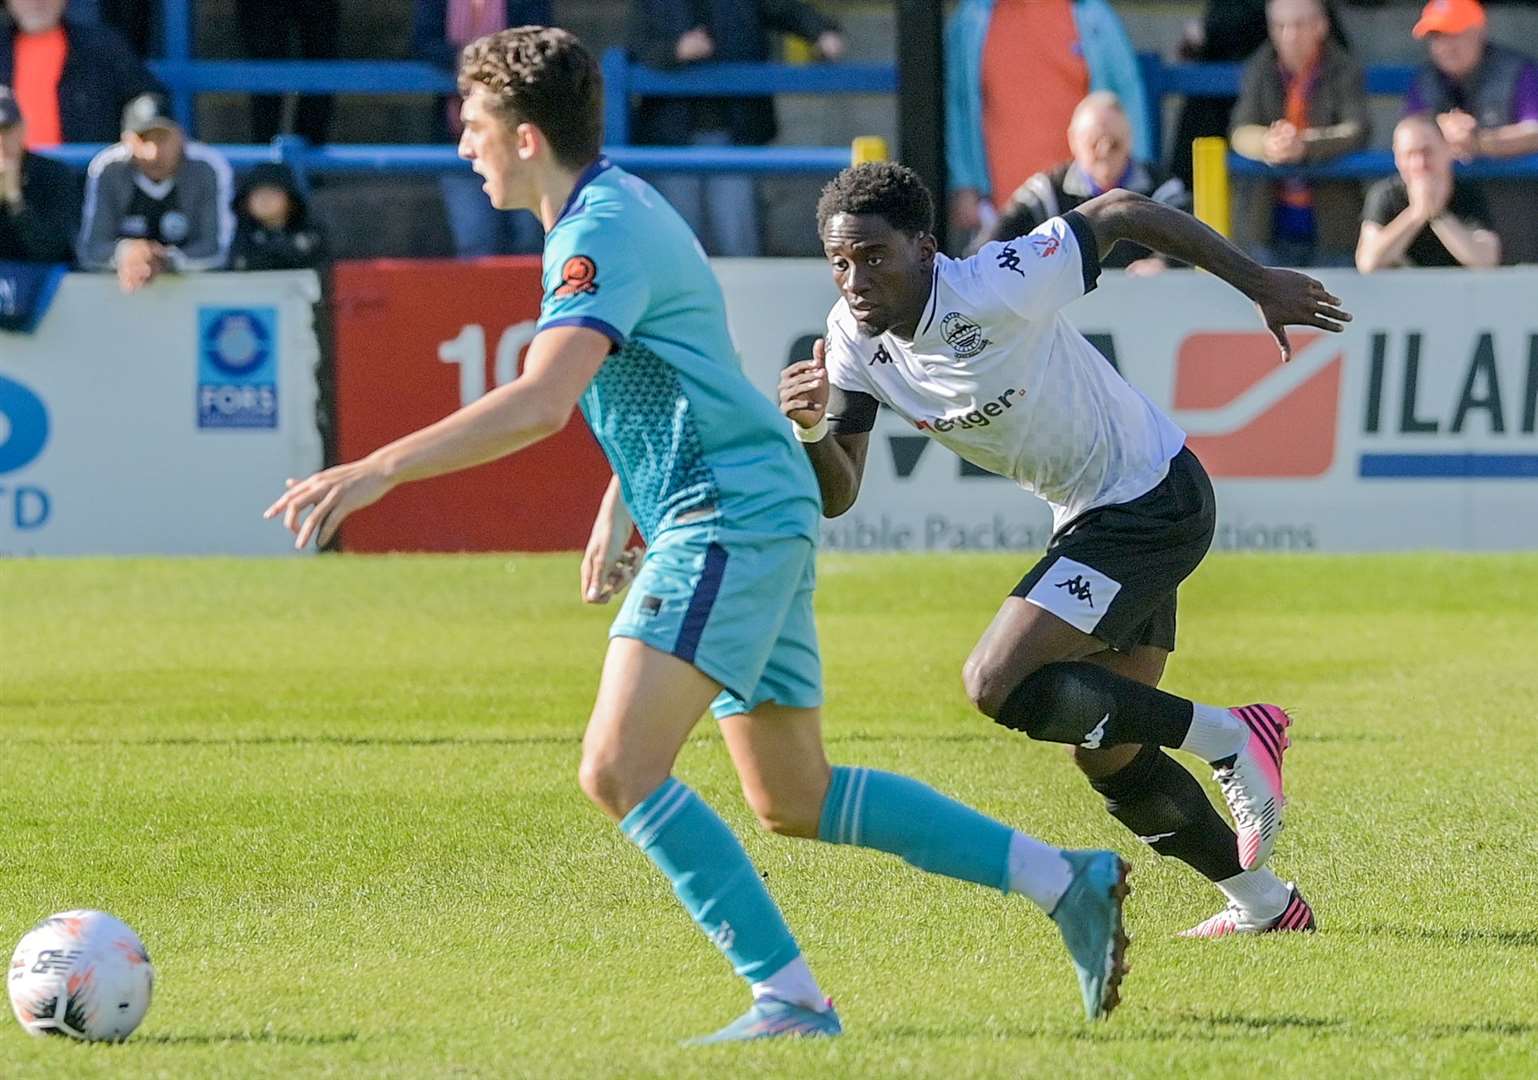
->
[42,140,856,185]
[1227,151,1538,181]
[123,1,1538,186]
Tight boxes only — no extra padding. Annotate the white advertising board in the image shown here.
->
[0,271,324,555]
[714,261,1538,553]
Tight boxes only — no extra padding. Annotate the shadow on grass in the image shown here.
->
[1421,1020,1536,1038]
[1169,1011,1343,1032]
[4,734,580,749]
[1347,925,1538,949]
[878,1012,1342,1044]
[136,1030,360,1047]
[8,731,1004,750]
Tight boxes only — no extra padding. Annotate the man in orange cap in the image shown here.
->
[1406,0,1538,160]
[1404,0,1538,259]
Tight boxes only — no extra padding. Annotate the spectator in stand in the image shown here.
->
[983,91,1189,275]
[1229,0,1367,267]
[1165,0,1347,187]
[0,0,159,147]
[0,85,79,262]
[1406,0,1538,158]
[77,92,233,292]
[234,0,340,145]
[1404,0,1538,261]
[946,0,1152,247]
[1356,113,1499,272]
[229,162,325,272]
[66,0,155,56]
[628,0,847,257]
[412,0,550,258]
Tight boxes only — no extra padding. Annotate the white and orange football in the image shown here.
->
[8,910,154,1041]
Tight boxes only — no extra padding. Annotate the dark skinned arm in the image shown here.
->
[1071,190,1352,360]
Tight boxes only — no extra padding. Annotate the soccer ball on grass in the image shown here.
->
[8,910,154,1041]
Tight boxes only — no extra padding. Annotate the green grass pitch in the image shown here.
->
[3,552,1537,1078]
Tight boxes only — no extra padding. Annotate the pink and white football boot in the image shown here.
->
[1179,884,1316,939]
[1213,704,1291,870]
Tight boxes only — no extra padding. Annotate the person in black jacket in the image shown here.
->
[0,85,78,262]
[1,0,159,145]
[627,0,846,255]
[229,162,325,272]
[234,0,340,145]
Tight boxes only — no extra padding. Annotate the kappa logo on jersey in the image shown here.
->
[1029,234,1060,258]
[1055,574,1095,607]
[1171,332,1342,477]
[995,243,1024,277]
[553,255,599,298]
[940,312,990,358]
[869,343,894,366]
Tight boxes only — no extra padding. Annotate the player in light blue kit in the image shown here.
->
[265,27,1131,1039]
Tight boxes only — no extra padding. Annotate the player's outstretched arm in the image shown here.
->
[1073,189,1352,361]
[779,338,871,517]
[265,326,611,549]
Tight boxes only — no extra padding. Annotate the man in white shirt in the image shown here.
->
[779,162,1349,938]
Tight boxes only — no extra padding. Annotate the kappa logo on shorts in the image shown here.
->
[941,312,990,359]
[553,255,599,298]
[1023,557,1120,635]
[1055,574,1095,607]
[1172,332,1342,477]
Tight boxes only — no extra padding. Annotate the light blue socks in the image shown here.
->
[621,777,802,982]
[817,766,1013,892]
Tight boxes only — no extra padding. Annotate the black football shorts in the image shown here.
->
[1010,446,1217,653]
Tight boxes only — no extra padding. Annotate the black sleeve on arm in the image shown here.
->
[1061,210,1102,294]
[826,384,879,435]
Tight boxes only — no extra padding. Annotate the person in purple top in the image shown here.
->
[1403,0,1538,260]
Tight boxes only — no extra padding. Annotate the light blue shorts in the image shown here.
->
[609,526,823,719]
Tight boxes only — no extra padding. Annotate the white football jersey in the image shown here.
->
[823,213,1187,532]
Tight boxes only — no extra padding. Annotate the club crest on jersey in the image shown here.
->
[1030,234,1060,258]
[940,312,990,359]
[554,255,599,298]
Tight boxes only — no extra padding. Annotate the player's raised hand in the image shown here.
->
[1251,268,1351,363]
[779,338,831,429]
[263,459,393,550]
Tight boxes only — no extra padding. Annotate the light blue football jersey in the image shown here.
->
[537,159,820,543]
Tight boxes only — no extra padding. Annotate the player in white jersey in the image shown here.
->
[780,163,1349,937]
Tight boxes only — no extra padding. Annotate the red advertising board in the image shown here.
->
[332,259,611,551]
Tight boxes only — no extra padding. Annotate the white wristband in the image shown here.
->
[793,416,829,443]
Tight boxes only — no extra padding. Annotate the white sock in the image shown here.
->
[751,954,828,1012]
[1007,832,1075,914]
[1180,703,1247,764]
[1215,868,1290,921]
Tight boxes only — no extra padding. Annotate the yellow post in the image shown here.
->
[785,38,814,65]
[851,136,888,164]
[1191,136,1232,238]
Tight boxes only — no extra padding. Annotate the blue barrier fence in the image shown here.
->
[41,140,857,185]
[82,1,1538,187]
